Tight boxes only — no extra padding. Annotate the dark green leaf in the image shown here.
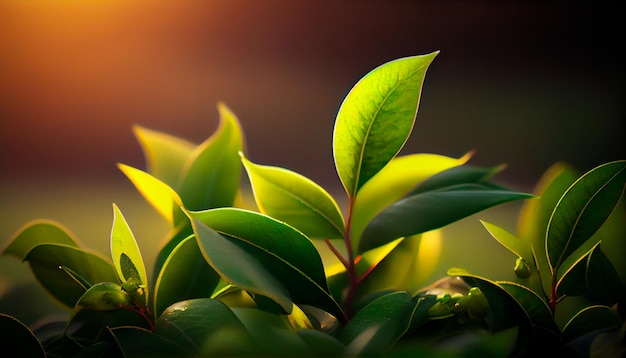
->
[189,208,343,317]
[2,220,80,260]
[339,291,416,355]
[76,282,134,311]
[333,52,439,198]
[547,160,626,280]
[153,235,221,316]
[297,329,346,356]
[112,326,190,357]
[498,282,558,333]
[24,244,118,308]
[178,103,244,210]
[360,184,533,252]
[408,164,506,195]
[561,305,622,342]
[0,313,45,358]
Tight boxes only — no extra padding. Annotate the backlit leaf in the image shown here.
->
[178,103,244,210]
[546,160,626,276]
[360,184,533,253]
[110,204,148,306]
[241,154,345,239]
[333,52,439,198]
[132,125,195,188]
[350,153,470,248]
[481,221,533,266]
[153,235,221,316]
[24,244,118,308]
[2,220,80,260]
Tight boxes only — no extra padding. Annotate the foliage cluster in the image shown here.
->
[1,52,625,357]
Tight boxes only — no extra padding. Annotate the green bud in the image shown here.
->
[514,257,532,279]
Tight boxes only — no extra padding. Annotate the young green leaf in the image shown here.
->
[350,153,470,248]
[360,184,533,253]
[240,153,345,240]
[2,220,80,260]
[188,216,293,313]
[333,52,439,198]
[546,160,626,276]
[188,208,343,318]
[177,103,244,210]
[110,204,149,307]
[118,163,186,226]
[24,244,118,308]
[153,235,221,316]
[480,220,533,268]
[132,125,196,189]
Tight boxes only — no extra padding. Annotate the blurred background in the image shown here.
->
[1,1,624,296]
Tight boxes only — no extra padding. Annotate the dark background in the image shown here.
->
[0,1,624,281]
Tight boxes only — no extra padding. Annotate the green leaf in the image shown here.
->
[153,235,221,317]
[517,162,579,296]
[297,329,346,356]
[0,313,45,358]
[408,163,507,195]
[561,305,622,342]
[188,208,343,318]
[112,326,192,357]
[155,298,252,355]
[339,291,416,355]
[546,160,626,277]
[350,152,470,247]
[2,220,80,260]
[118,163,186,225]
[333,52,439,198]
[240,153,345,239]
[132,125,196,189]
[498,282,558,333]
[178,103,244,210]
[188,216,293,313]
[481,220,533,267]
[110,204,148,307]
[24,244,118,308]
[360,184,533,252]
[76,282,134,311]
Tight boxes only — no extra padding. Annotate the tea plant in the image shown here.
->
[1,52,624,357]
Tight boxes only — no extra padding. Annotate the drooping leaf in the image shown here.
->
[75,282,134,311]
[188,208,343,318]
[350,152,470,248]
[155,298,252,355]
[339,291,416,356]
[546,160,626,277]
[2,220,80,260]
[561,305,622,343]
[118,164,186,225]
[360,184,533,252]
[110,204,148,307]
[333,52,439,198]
[132,125,196,189]
[24,244,118,308]
[112,326,192,357]
[188,216,293,313]
[0,313,45,358]
[153,235,221,317]
[178,103,244,210]
[240,153,345,239]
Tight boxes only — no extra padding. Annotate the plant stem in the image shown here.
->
[342,196,359,317]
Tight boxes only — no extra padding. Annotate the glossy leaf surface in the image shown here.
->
[153,235,221,316]
[178,103,244,210]
[350,153,469,247]
[241,154,345,239]
[110,204,148,306]
[189,216,293,312]
[188,208,342,317]
[2,220,80,260]
[547,160,626,277]
[25,244,118,308]
[333,52,438,197]
[360,184,533,252]
[132,125,195,188]
[339,291,416,355]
